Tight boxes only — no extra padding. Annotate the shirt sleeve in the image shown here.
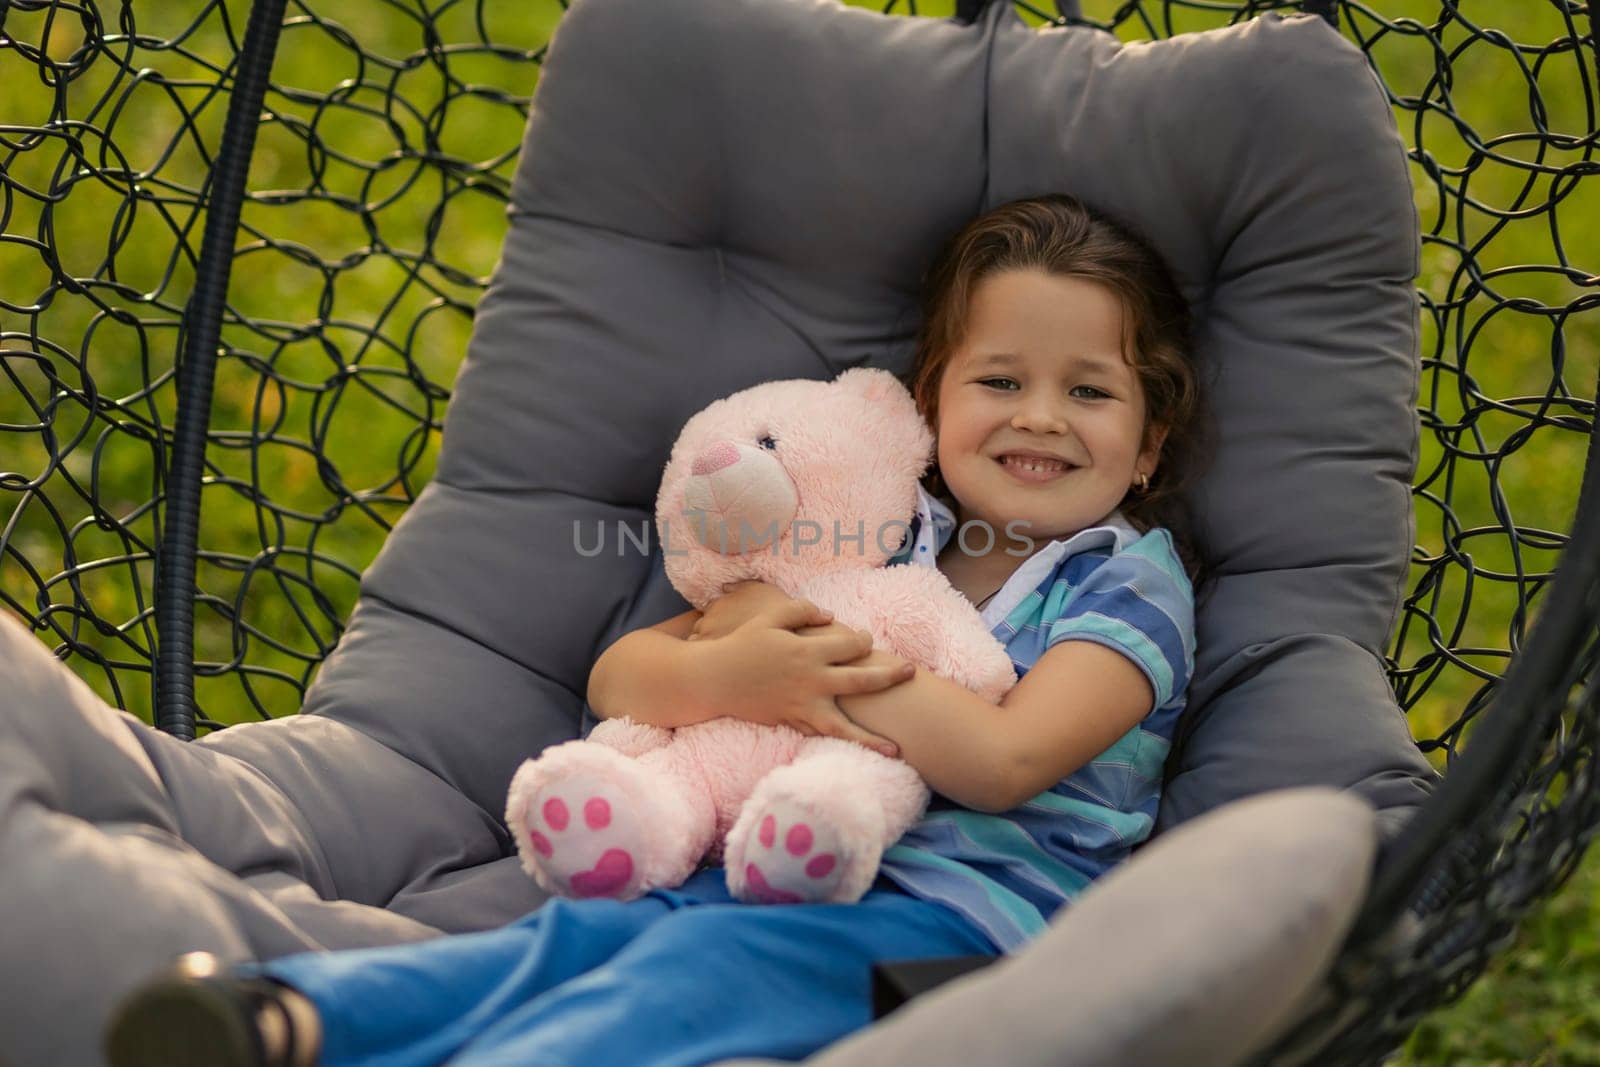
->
[1044,529,1195,710]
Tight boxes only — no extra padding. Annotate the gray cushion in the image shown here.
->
[716,787,1377,1067]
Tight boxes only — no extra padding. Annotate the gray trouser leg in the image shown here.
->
[0,611,438,1066]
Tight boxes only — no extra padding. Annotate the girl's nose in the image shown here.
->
[1011,398,1068,434]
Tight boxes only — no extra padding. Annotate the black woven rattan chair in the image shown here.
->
[1,1,1596,1061]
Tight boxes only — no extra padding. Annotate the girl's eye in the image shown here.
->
[757,435,778,450]
[977,378,1018,391]
[1071,386,1110,400]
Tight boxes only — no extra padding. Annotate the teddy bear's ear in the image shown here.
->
[836,366,913,408]
[835,366,933,466]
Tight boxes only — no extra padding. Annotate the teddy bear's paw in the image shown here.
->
[521,772,652,900]
[728,795,852,905]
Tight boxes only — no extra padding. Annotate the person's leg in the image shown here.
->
[255,884,698,1067]
[105,869,738,1067]
[0,612,434,1067]
[448,871,997,1067]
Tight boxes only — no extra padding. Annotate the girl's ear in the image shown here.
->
[1140,424,1170,475]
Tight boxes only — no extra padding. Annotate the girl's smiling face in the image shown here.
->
[934,268,1166,548]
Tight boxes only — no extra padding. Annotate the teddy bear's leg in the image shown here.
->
[507,740,715,902]
[723,738,929,905]
[585,715,674,758]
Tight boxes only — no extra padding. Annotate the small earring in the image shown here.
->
[1135,472,1151,493]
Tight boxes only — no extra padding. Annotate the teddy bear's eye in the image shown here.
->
[757,435,777,451]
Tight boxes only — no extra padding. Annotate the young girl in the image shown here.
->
[106,194,1206,1067]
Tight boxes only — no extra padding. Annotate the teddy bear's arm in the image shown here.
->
[793,568,1016,703]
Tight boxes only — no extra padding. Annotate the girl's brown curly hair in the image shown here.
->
[907,194,1212,585]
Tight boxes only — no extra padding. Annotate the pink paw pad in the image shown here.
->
[520,774,644,900]
[741,803,846,904]
[744,862,804,904]
[543,797,569,831]
[570,849,635,898]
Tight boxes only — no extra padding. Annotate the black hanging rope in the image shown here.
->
[1302,0,1336,27]
[955,0,991,23]
[153,0,291,739]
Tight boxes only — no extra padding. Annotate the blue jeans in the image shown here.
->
[258,868,995,1066]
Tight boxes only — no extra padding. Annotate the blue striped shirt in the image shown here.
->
[879,486,1195,952]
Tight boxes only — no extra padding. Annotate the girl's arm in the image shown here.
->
[688,581,823,641]
[837,641,1157,814]
[585,608,707,728]
[586,600,914,754]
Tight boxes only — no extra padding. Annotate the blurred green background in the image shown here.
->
[0,0,1594,1062]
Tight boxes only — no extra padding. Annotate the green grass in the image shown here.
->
[0,0,1596,1061]
[1404,853,1600,1065]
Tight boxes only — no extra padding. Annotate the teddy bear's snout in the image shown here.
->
[690,441,741,476]
[681,440,798,555]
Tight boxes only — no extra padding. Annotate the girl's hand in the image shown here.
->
[698,599,914,757]
[690,580,829,642]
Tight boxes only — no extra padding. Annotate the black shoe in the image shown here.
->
[104,952,318,1067]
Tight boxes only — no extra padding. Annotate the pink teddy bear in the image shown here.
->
[506,368,1016,905]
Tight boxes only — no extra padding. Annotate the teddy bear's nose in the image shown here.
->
[690,441,740,476]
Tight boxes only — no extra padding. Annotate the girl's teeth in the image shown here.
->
[1004,456,1067,473]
